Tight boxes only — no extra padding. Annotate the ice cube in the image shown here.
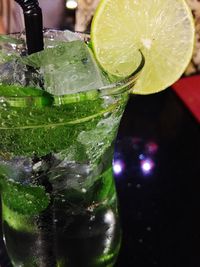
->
[0,59,43,89]
[43,29,82,49]
[0,34,43,88]
[0,60,26,85]
[0,34,25,63]
[22,40,107,95]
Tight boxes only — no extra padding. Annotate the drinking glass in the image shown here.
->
[0,30,144,267]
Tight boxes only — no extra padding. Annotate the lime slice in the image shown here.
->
[91,0,195,94]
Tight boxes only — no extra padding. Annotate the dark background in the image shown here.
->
[114,87,200,267]
[0,86,200,267]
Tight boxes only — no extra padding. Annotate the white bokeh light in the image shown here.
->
[66,0,78,9]
[113,160,124,175]
[141,158,154,175]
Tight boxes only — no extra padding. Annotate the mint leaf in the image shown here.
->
[0,164,50,215]
[1,180,50,216]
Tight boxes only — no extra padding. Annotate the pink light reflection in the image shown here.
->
[146,142,159,154]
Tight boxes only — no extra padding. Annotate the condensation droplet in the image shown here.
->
[81,188,87,193]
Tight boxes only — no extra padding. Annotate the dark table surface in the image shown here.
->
[0,87,200,267]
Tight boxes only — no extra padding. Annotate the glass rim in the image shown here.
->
[0,29,145,104]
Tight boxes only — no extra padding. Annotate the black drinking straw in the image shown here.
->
[14,0,44,54]
[13,2,56,266]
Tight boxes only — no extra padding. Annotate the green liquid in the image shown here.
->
[0,84,128,267]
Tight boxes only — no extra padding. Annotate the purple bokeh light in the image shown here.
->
[140,158,155,175]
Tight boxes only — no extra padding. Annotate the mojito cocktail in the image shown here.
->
[0,30,144,267]
[0,0,195,265]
